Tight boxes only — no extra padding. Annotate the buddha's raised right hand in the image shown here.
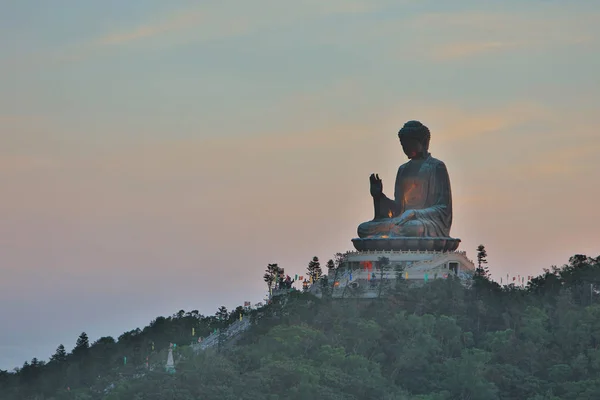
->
[370,173,383,198]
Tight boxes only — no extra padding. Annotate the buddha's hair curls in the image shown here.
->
[398,120,431,151]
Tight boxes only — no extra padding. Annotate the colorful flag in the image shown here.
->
[334,281,340,287]
[361,261,373,271]
[123,356,127,365]
[405,271,409,279]
[367,273,370,281]
[239,313,242,321]
[192,327,195,336]
[349,272,353,281]
[424,273,429,282]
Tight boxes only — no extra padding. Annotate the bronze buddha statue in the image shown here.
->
[353,121,460,252]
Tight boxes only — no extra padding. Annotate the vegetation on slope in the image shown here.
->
[2,254,600,399]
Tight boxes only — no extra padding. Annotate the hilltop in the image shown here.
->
[2,254,600,399]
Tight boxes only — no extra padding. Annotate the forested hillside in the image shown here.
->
[2,254,600,400]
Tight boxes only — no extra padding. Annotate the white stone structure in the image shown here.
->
[341,250,475,280]
[309,250,476,298]
[165,344,175,374]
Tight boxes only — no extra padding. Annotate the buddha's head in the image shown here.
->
[398,120,430,159]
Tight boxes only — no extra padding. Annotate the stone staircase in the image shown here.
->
[192,318,251,352]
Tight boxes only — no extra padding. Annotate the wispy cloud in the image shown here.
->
[95,0,386,47]
[511,142,600,180]
[98,11,204,45]
[408,10,599,61]
[81,99,551,190]
[430,41,523,61]
[383,101,551,143]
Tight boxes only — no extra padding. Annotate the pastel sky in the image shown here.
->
[1,0,599,370]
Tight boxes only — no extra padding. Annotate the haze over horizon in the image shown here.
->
[2,0,599,370]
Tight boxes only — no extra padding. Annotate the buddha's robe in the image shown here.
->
[357,154,453,238]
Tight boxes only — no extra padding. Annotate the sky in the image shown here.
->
[1,0,599,370]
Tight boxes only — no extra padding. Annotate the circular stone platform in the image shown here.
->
[352,237,460,252]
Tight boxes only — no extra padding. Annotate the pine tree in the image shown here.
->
[72,332,89,357]
[216,306,228,322]
[325,259,335,271]
[50,344,68,363]
[19,361,32,383]
[307,257,322,282]
[476,244,489,277]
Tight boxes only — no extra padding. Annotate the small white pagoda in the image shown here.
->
[165,343,175,374]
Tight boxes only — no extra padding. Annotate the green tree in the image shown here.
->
[215,304,228,353]
[216,306,228,324]
[72,332,89,357]
[263,263,282,291]
[439,349,498,399]
[325,259,335,272]
[307,256,322,282]
[328,254,346,296]
[50,344,68,363]
[377,256,391,298]
[8,253,600,400]
[232,305,244,323]
[476,244,489,277]
[333,252,345,268]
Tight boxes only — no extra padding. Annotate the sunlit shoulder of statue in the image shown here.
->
[353,120,460,252]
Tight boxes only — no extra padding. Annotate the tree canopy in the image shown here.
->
[2,254,600,400]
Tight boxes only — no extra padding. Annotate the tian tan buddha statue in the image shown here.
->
[352,120,460,252]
